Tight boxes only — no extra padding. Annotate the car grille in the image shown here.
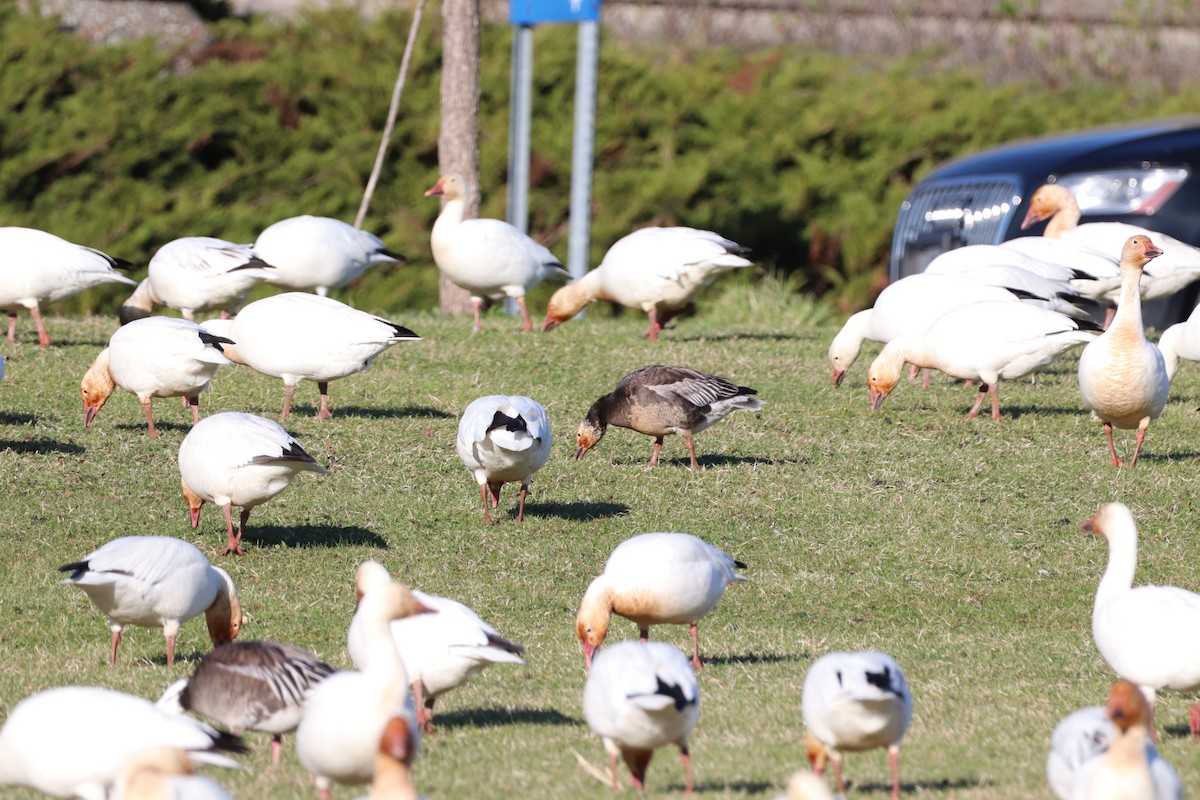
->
[889,176,1023,281]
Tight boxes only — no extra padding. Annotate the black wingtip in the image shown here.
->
[58,560,89,578]
[232,256,275,271]
[1075,318,1104,334]
[389,324,420,340]
[380,248,408,263]
[1006,287,1045,302]
[198,331,236,352]
[211,730,251,755]
[111,257,136,272]
[733,559,748,569]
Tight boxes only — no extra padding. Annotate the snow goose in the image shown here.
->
[1155,300,1200,382]
[348,561,526,733]
[584,640,699,793]
[159,640,336,765]
[1046,703,1181,800]
[119,236,275,324]
[0,685,243,800]
[456,394,552,524]
[59,535,241,667]
[425,173,568,333]
[576,532,746,669]
[178,411,326,555]
[296,567,431,800]
[576,365,764,471]
[866,301,1100,420]
[542,226,751,341]
[80,316,234,438]
[1085,502,1200,738]
[801,650,911,800]
[923,257,1099,319]
[112,747,235,800]
[225,292,420,419]
[0,226,136,346]
[1077,236,1169,467]
[253,215,403,296]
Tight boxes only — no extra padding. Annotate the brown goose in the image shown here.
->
[575,365,764,471]
[159,640,336,766]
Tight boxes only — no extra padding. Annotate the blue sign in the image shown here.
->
[510,0,600,25]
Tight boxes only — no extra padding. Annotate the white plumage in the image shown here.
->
[583,640,700,793]
[456,394,552,524]
[1154,299,1200,381]
[59,535,241,667]
[801,650,911,800]
[1047,705,1181,800]
[254,215,401,296]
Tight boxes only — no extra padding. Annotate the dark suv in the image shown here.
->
[889,116,1200,326]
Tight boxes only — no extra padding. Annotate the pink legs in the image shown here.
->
[142,402,159,439]
[648,435,699,470]
[7,306,51,347]
[281,382,331,420]
[1102,421,1149,468]
[479,481,531,524]
[221,503,250,556]
[965,383,1001,420]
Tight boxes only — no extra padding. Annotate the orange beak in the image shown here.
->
[831,368,846,388]
[424,178,445,197]
[869,388,887,412]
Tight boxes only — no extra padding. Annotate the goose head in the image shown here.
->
[1119,235,1162,271]
[1021,184,1079,231]
[424,174,467,202]
[866,340,907,412]
[80,348,115,427]
[1105,679,1149,734]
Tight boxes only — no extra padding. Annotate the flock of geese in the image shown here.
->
[1,175,1199,800]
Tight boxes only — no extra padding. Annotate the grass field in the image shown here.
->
[1,289,1198,799]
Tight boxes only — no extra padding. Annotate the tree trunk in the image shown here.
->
[436,0,480,314]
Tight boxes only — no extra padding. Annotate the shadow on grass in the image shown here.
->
[242,525,388,549]
[700,652,807,667]
[0,438,85,455]
[998,405,1089,419]
[678,780,777,795]
[853,777,989,794]
[115,421,190,435]
[291,405,453,420]
[519,501,629,521]
[432,706,583,730]
[1163,722,1193,739]
[674,332,812,344]
[1132,451,1200,464]
[0,411,38,425]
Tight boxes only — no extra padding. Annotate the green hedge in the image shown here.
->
[3,5,1199,316]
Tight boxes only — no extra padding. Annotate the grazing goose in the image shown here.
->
[576,532,747,669]
[119,236,275,324]
[0,226,136,346]
[1047,704,1181,800]
[112,747,235,800]
[59,536,241,667]
[922,258,1099,319]
[1077,236,1169,467]
[583,640,700,794]
[575,365,764,471]
[178,411,326,555]
[348,561,526,733]
[224,292,420,419]
[925,242,1120,300]
[253,215,403,296]
[801,650,912,800]
[296,567,431,800]
[1085,502,1200,738]
[0,685,243,800]
[426,173,569,333]
[866,301,1101,420]
[352,717,420,800]
[159,640,336,765]
[542,226,752,342]
[456,394,552,524]
[80,316,234,438]
[1155,301,1200,382]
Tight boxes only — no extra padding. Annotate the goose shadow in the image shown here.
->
[674,332,809,344]
[115,420,191,435]
[1134,451,1200,464]
[519,501,629,522]
[699,652,807,667]
[292,405,453,421]
[241,525,388,549]
[0,438,85,455]
[1163,722,1193,739]
[851,777,988,794]
[976,405,1084,419]
[648,454,792,469]
[0,412,38,425]
[679,780,778,795]
[431,706,583,730]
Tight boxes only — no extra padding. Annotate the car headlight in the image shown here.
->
[1052,167,1188,215]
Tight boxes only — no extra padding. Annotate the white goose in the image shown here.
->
[576,532,747,669]
[159,640,336,765]
[1078,236,1169,467]
[296,566,431,800]
[1085,502,1200,738]
[923,257,1098,319]
[119,236,275,324]
[348,561,526,733]
[80,316,233,438]
[254,215,403,296]
[0,685,242,800]
[456,394,552,524]
[112,747,235,800]
[178,411,326,555]
[867,301,1100,419]
[924,242,1120,300]
[584,640,700,793]
[1047,703,1181,800]
[225,292,420,419]
[1155,300,1200,382]
[801,650,911,800]
[542,226,752,341]
[59,535,242,667]
[0,226,136,346]
[425,173,569,333]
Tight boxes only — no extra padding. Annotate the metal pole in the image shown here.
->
[505,24,535,315]
[567,19,598,282]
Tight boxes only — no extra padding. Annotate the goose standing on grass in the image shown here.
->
[576,532,747,670]
[113,747,235,800]
[80,317,234,438]
[1155,300,1200,382]
[425,173,569,333]
[348,561,526,734]
[1078,236,1169,467]
[119,236,276,324]
[0,686,244,800]
[866,301,1101,420]
[159,640,336,765]
[456,394,552,524]
[584,640,700,794]
[59,536,242,667]
[253,215,404,297]
[1046,704,1182,800]
[1085,502,1200,738]
[0,226,136,346]
[178,411,326,555]
[542,226,752,342]
[801,650,911,800]
[224,292,420,419]
[575,365,764,471]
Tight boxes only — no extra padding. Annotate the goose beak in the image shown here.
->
[869,388,886,412]
[575,445,589,461]
[831,368,846,388]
